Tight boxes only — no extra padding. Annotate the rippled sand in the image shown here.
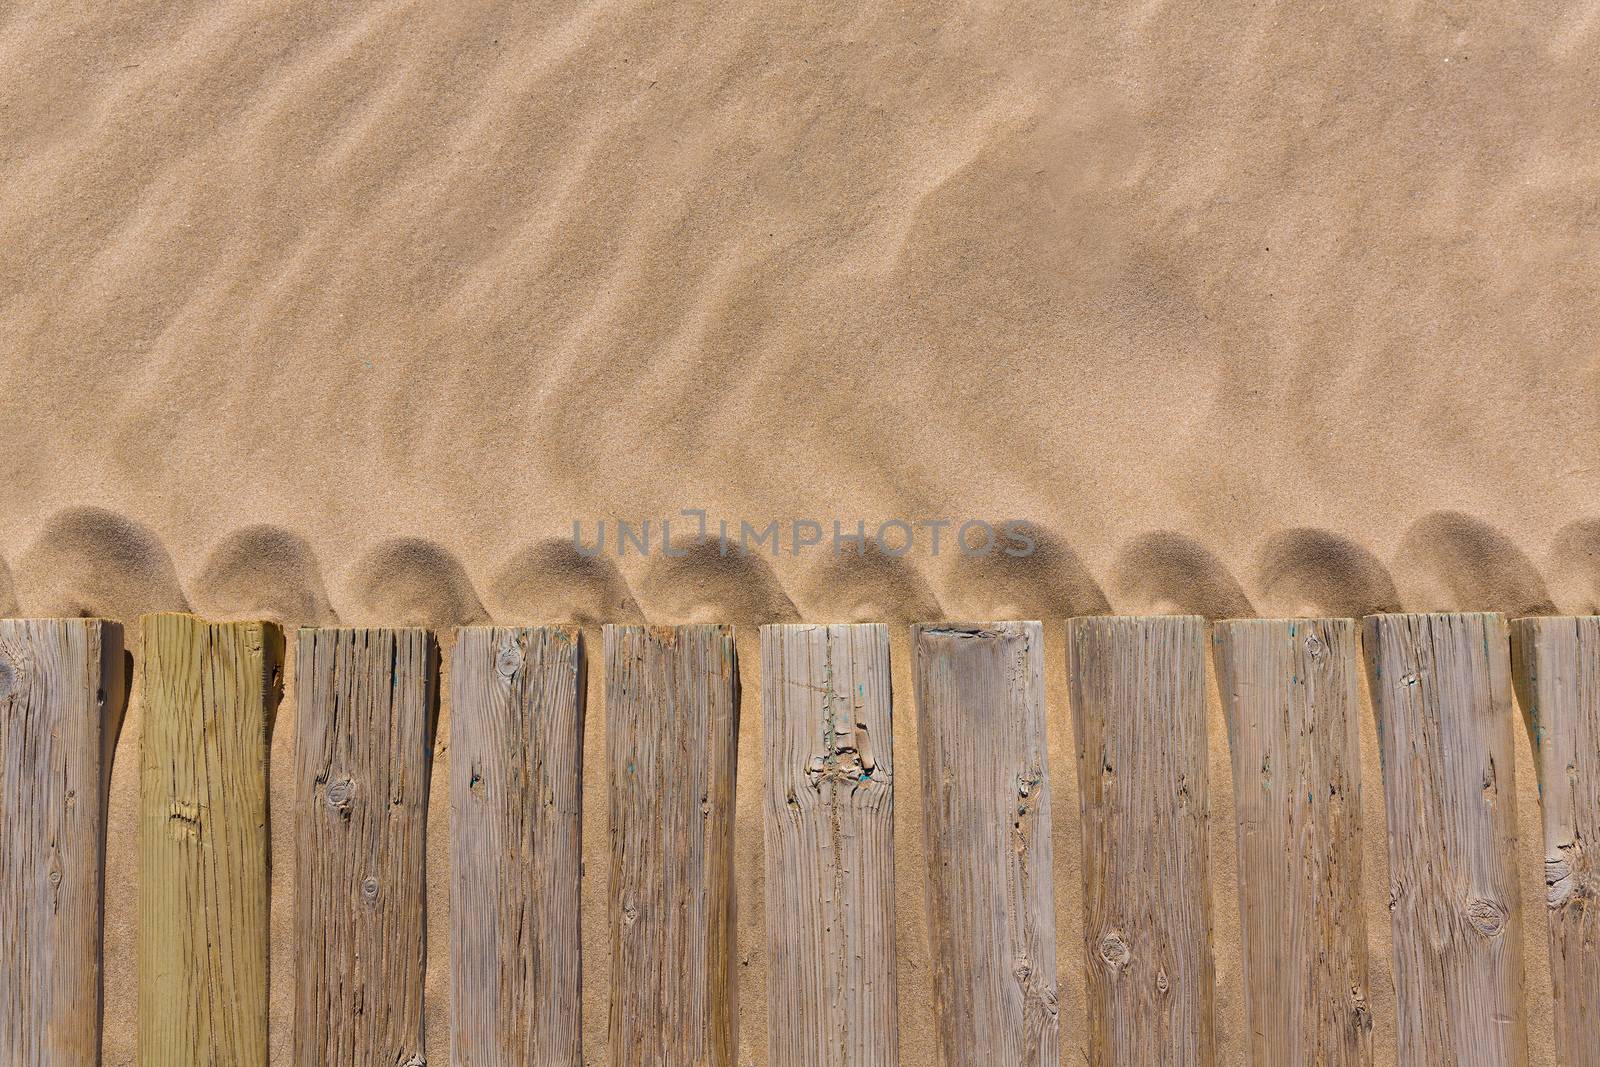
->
[3,0,1595,1061]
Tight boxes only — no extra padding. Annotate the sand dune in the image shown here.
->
[3,0,1597,1061]
[2,505,1589,627]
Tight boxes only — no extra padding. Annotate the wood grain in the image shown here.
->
[762,623,897,1067]
[912,622,1057,1067]
[293,627,437,1067]
[1213,618,1372,1067]
[1511,616,1600,1067]
[451,625,586,1066]
[1363,612,1527,1067]
[1067,614,1214,1067]
[605,624,740,1067]
[0,618,124,1067]
[137,613,282,1067]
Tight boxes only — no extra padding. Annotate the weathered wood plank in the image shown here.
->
[1068,614,1214,1067]
[0,618,124,1067]
[294,627,436,1067]
[1363,612,1527,1067]
[451,625,585,1066]
[912,621,1057,1067]
[1511,616,1600,1067]
[138,613,281,1067]
[762,623,897,1067]
[1213,618,1372,1067]
[605,624,740,1066]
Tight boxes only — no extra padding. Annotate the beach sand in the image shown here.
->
[3,1,1596,1061]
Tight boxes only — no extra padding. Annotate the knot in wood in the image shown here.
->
[0,657,14,699]
[1155,967,1170,995]
[325,777,356,815]
[805,719,874,787]
[495,644,523,678]
[1350,986,1373,1032]
[1304,630,1325,659]
[1546,853,1575,908]
[805,754,826,784]
[361,875,380,904]
[168,800,202,838]
[1098,932,1131,969]
[1013,956,1033,982]
[1465,896,1507,937]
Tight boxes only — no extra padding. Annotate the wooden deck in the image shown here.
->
[0,611,1585,1065]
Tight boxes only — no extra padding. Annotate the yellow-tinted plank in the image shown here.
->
[138,613,280,1067]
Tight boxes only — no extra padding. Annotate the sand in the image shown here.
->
[2,0,1595,1062]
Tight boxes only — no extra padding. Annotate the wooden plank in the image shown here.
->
[1511,616,1600,1067]
[137,613,281,1067]
[1067,614,1214,1067]
[912,622,1057,1067]
[450,625,585,1065]
[0,618,124,1067]
[293,627,437,1067]
[1213,618,1372,1067]
[762,623,897,1067]
[605,624,740,1066]
[1363,612,1527,1066]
